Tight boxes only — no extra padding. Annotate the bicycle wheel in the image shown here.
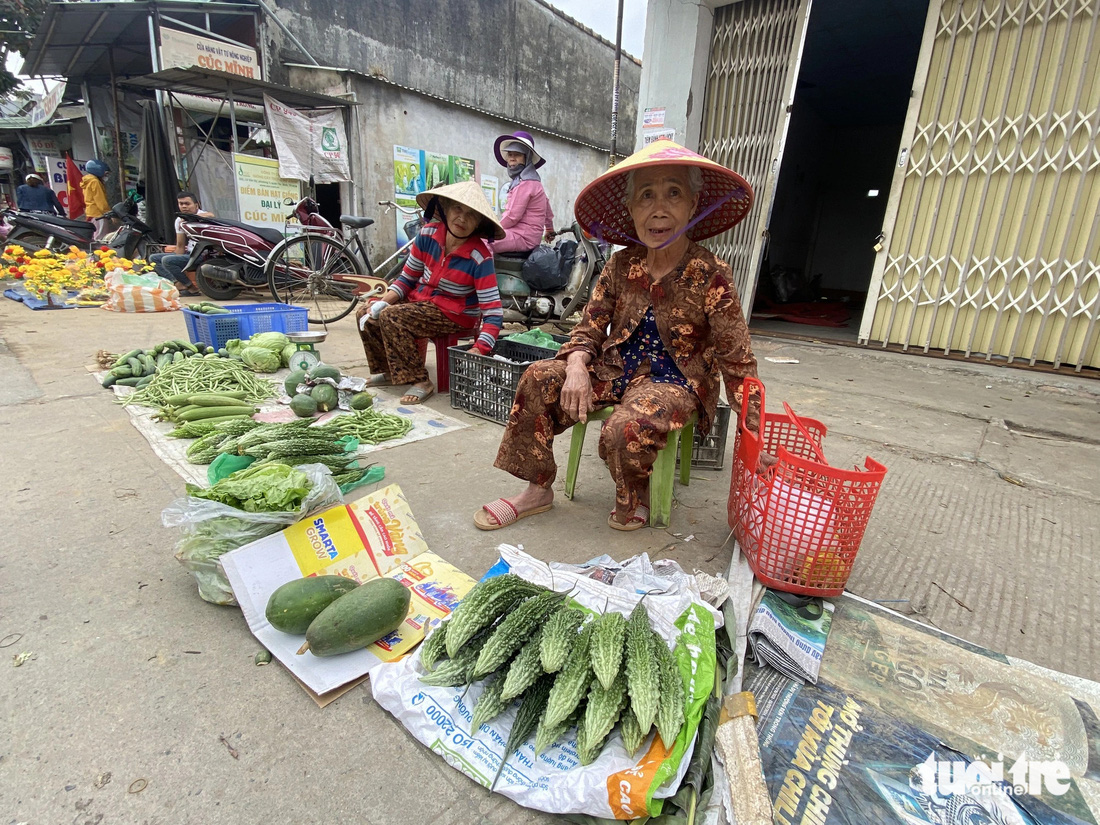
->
[266,234,362,324]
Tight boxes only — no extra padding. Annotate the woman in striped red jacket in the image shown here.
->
[357,181,504,405]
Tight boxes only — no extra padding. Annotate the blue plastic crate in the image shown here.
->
[183,303,309,351]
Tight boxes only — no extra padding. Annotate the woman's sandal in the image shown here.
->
[367,374,393,387]
[474,498,553,531]
[400,384,434,405]
[608,504,649,532]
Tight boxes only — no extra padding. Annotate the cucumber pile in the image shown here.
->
[188,302,231,315]
[102,339,216,388]
[159,392,259,428]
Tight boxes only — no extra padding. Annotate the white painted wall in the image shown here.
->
[635,0,722,152]
[289,66,612,266]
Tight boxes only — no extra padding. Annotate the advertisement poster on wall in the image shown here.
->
[424,152,449,190]
[393,146,425,197]
[234,154,300,233]
[25,134,60,173]
[394,197,420,249]
[480,174,499,213]
[448,155,475,185]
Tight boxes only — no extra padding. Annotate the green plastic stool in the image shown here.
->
[563,406,695,528]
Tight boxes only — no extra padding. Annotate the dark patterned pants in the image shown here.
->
[356,300,464,385]
[494,359,699,520]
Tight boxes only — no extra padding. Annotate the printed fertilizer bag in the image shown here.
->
[368,545,720,819]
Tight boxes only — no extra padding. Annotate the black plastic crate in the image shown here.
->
[448,337,564,424]
[680,402,731,470]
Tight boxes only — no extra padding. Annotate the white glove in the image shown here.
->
[361,300,386,329]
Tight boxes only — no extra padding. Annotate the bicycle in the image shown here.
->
[264,200,424,324]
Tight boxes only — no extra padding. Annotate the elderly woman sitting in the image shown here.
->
[475,139,761,531]
[358,181,504,405]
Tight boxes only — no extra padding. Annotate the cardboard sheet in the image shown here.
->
[221,484,477,696]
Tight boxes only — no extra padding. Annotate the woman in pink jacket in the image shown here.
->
[492,130,554,253]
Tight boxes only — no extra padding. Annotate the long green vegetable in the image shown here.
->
[314,409,412,444]
[121,358,276,408]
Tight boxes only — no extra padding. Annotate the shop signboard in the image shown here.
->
[234,153,300,233]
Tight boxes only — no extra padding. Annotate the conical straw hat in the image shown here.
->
[573,139,753,246]
[416,180,505,240]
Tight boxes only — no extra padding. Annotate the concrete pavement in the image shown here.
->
[1,295,1097,824]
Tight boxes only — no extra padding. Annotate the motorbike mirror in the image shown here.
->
[284,198,295,206]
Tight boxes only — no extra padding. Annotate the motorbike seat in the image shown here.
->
[17,211,94,232]
[340,215,375,229]
[495,249,533,262]
[184,214,285,245]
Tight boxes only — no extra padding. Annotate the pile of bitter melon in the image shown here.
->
[418,573,685,779]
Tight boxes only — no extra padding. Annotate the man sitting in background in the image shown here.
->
[151,191,212,297]
[16,173,64,216]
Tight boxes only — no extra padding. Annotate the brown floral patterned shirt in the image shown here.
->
[557,242,761,434]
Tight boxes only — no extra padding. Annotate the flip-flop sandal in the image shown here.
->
[608,505,649,531]
[400,385,435,405]
[474,498,553,531]
[367,374,393,387]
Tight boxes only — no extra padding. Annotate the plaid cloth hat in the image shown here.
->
[574,139,753,245]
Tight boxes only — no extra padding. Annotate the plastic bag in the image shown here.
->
[368,545,721,819]
[101,267,181,313]
[207,453,255,485]
[161,464,343,605]
[556,238,578,284]
[503,329,562,351]
[521,244,566,290]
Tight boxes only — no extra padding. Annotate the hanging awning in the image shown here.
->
[120,67,355,110]
[23,1,257,80]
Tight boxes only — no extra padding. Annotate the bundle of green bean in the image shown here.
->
[313,408,413,444]
[122,356,277,408]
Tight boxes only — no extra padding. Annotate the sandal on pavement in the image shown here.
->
[400,384,434,404]
[474,498,553,531]
[367,374,393,387]
[608,505,649,532]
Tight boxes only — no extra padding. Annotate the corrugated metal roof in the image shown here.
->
[23,1,256,80]
[121,67,354,110]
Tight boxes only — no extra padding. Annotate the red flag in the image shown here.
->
[65,155,85,219]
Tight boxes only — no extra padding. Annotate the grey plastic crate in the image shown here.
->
[448,338,562,424]
[681,402,731,470]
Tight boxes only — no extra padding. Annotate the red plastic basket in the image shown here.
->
[728,377,886,597]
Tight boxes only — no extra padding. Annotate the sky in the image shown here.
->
[545,0,648,58]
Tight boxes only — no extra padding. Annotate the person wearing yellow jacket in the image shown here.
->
[81,159,111,239]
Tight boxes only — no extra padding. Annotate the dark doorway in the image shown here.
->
[314,182,342,230]
[753,0,928,341]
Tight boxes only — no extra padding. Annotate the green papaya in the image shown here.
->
[349,392,374,411]
[307,363,341,382]
[289,393,318,418]
[265,575,361,635]
[299,578,410,657]
[284,369,307,397]
[310,383,338,412]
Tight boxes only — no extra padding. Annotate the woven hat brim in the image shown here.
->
[416,180,506,240]
[574,143,754,246]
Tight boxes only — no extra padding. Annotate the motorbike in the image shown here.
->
[4,191,154,260]
[493,222,608,328]
[178,196,337,301]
